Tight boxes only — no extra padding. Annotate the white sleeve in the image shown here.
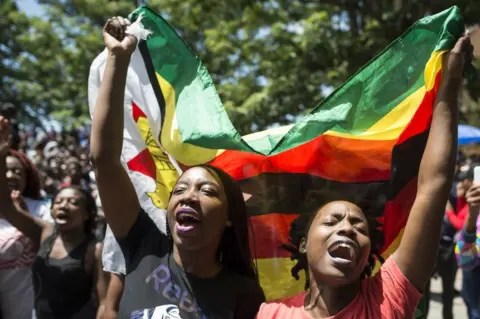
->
[39,201,54,223]
[102,225,126,274]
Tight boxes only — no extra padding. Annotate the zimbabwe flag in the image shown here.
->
[89,6,465,301]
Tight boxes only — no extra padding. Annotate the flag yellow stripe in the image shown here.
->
[158,50,445,165]
[369,227,405,275]
[242,50,446,144]
[157,74,220,166]
[325,50,445,141]
[256,257,306,300]
[257,227,406,300]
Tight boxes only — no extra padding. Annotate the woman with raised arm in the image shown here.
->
[0,146,48,319]
[0,118,106,319]
[91,17,265,319]
[256,34,473,319]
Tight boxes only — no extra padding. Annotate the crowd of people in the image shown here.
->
[0,105,108,319]
[0,15,478,319]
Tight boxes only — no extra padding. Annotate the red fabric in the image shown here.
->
[457,196,467,212]
[446,196,469,231]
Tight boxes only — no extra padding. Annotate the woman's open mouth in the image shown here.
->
[175,207,200,234]
[327,240,358,266]
[54,211,70,225]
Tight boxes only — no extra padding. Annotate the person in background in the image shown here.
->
[4,150,51,218]
[43,141,60,163]
[1,148,49,319]
[456,180,480,319]
[0,116,107,319]
[99,273,125,319]
[424,212,458,319]
[64,132,80,157]
[59,157,90,191]
[450,152,467,209]
[445,164,478,231]
[0,102,19,151]
[423,163,476,318]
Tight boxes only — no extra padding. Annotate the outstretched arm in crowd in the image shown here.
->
[392,33,474,291]
[99,273,124,319]
[94,242,109,319]
[90,17,140,238]
[0,117,52,249]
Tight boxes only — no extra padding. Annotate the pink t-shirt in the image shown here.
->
[256,257,421,319]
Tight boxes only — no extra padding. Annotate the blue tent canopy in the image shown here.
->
[459,124,480,145]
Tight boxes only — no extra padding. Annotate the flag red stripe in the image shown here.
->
[382,178,418,252]
[249,214,300,259]
[396,71,440,145]
[212,136,393,183]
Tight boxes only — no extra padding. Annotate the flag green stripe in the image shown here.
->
[130,8,251,153]
[131,6,463,156]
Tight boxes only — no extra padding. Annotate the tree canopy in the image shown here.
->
[2,0,479,133]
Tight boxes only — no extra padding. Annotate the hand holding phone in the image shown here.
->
[474,166,480,184]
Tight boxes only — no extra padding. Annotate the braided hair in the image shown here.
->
[280,213,311,290]
[282,193,385,289]
[165,165,259,280]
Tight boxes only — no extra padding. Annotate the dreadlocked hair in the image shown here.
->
[282,190,386,289]
[166,165,259,280]
[280,213,311,290]
[361,214,384,278]
[7,149,42,200]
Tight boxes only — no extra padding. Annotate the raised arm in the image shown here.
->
[90,17,140,238]
[392,34,473,291]
[0,117,50,248]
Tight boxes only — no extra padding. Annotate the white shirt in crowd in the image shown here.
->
[0,197,50,319]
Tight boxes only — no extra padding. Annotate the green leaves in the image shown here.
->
[1,0,478,131]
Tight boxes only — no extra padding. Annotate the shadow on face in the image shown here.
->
[166,166,230,253]
[303,201,371,287]
[51,188,89,233]
[48,158,60,177]
[6,156,27,193]
[66,160,82,181]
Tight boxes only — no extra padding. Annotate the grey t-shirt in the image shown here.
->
[102,208,167,275]
[117,211,265,319]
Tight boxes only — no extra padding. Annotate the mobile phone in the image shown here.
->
[474,166,480,183]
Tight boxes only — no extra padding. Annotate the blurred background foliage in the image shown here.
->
[1,0,479,133]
